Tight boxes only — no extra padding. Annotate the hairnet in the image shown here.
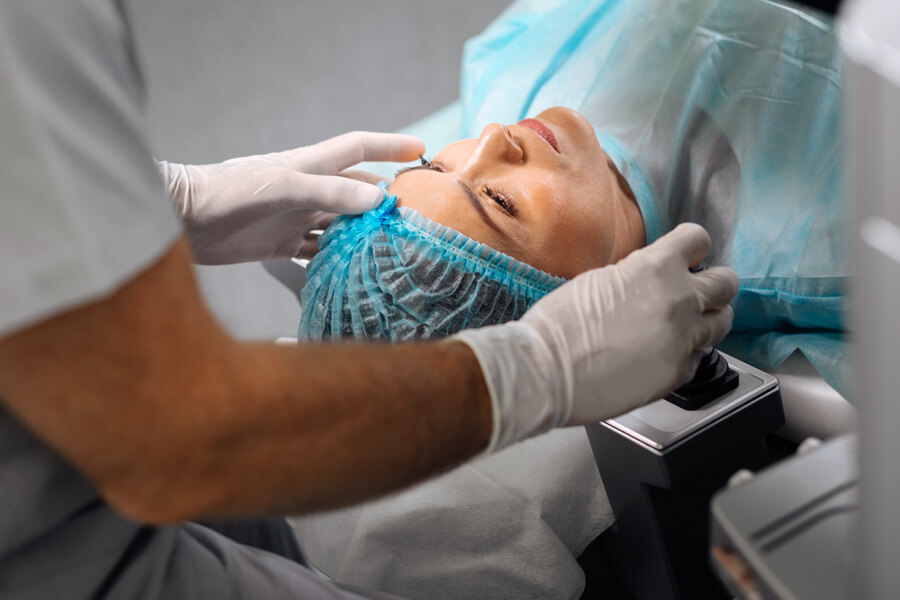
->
[298,184,565,342]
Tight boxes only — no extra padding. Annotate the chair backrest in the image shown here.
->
[261,259,307,308]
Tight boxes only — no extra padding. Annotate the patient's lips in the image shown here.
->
[517,118,560,153]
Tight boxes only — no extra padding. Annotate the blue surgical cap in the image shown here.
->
[299,184,566,342]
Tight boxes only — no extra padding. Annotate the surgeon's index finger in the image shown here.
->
[694,266,739,310]
[288,172,384,214]
[300,132,426,175]
[653,222,711,266]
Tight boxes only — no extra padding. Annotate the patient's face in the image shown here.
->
[389,107,645,278]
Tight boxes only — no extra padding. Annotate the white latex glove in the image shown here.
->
[454,223,739,453]
[158,131,425,264]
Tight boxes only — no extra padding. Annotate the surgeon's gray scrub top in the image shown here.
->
[0,2,400,598]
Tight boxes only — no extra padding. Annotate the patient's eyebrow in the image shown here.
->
[395,164,438,178]
[394,166,511,241]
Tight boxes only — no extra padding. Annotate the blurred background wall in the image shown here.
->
[127,0,510,339]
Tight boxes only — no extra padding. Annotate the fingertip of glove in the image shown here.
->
[719,267,740,297]
[352,184,385,213]
[723,303,735,323]
[699,265,740,299]
[394,134,426,161]
[660,222,711,264]
[355,132,426,162]
[704,303,735,347]
[673,221,708,237]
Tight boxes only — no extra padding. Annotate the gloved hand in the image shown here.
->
[158,131,425,264]
[454,223,739,453]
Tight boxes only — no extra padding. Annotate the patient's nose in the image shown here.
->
[469,124,524,168]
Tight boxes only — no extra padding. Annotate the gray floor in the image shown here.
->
[127,0,510,339]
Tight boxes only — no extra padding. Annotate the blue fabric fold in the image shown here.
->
[302,0,850,396]
[459,0,848,395]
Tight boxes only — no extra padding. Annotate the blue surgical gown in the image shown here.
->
[404,0,848,394]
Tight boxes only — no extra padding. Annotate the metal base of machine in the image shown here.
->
[586,353,785,600]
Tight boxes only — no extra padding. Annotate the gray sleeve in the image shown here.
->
[146,523,409,600]
[0,0,181,337]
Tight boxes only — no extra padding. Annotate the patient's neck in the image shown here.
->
[608,160,646,261]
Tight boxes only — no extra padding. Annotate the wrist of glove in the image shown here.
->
[158,131,424,265]
[455,223,739,454]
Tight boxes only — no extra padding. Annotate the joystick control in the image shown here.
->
[666,346,739,410]
[665,260,739,409]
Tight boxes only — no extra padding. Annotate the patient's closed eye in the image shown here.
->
[483,185,518,217]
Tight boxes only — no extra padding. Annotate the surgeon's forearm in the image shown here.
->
[0,239,491,524]
[153,339,492,521]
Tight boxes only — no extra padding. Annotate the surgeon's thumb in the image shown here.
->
[651,222,712,266]
[289,172,385,214]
